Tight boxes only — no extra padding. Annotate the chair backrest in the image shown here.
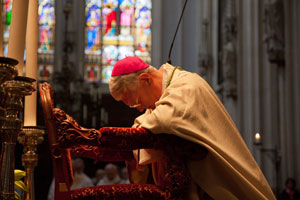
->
[39,82,73,200]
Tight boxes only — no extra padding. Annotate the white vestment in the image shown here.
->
[132,63,276,200]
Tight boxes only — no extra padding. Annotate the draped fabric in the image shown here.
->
[132,63,276,200]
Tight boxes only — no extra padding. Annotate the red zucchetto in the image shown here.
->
[111,56,149,76]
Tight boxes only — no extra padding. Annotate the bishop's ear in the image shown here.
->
[138,73,151,84]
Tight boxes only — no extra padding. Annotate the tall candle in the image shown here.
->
[24,0,38,127]
[7,0,29,76]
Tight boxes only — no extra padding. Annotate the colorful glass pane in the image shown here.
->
[38,0,55,81]
[38,0,55,53]
[85,65,100,82]
[102,45,118,65]
[4,0,12,26]
[102,0,118,42]
[101,65,113,83]
[118,45,134,60]
[119,0,135,44]
[85,0,101,54]
[2,0,13,56]
[135,0,151,8]
[135,3,151,61]
[120,0,134,26]
[38,64,53,81]
[84,0,152,83]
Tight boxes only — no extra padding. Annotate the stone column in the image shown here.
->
[218,0,238,122]
[221,0,237,99]
[263,0,285,196]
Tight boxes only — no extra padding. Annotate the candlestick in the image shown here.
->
[7,0,29,76]
[24,0,38,126]
[18,126,44,200]
[0,75,35,200]
[0,57,17,134]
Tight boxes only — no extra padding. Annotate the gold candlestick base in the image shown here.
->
[0,75,35,200]
[0,57,17,133]
[0,57,18,84]
[18,126,45,200]
[0,57,18,200]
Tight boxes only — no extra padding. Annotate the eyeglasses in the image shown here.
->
[129,84,141,108]
[129,99,141,108]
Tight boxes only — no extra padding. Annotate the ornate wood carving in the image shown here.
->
[53,108,102,147]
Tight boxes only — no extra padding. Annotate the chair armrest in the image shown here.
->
[53,108,160,150]
[70,145,134,162]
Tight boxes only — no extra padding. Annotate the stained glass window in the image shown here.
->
[38,0,55,81]
[2,0,55,80]
[84,0,152,83]
[2,0,13,56]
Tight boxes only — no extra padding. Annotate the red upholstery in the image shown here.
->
[70,184,167,200]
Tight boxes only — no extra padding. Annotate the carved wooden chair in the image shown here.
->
[39,82,206,200]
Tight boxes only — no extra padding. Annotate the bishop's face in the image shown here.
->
[121,74,161,112]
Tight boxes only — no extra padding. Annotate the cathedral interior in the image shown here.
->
[0,0,299,199]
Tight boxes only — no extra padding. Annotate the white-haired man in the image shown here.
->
[109,56,276,200]
[97,163,121,185]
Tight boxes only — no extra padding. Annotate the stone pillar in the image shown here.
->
[218,0,238,122]
[263,0,285,196]
[221,0,237,99]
